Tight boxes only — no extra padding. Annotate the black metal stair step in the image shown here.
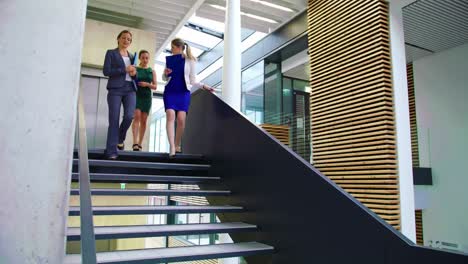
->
[70,188,230,196]
[74,149,207,163]
[71,173,218,183]
[71,173,220,183]
[69,205,244,216]
[73,159,210,171]
[64,242,274,263]
[67,222,257,241]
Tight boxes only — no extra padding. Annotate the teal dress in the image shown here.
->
[135,67,153,113]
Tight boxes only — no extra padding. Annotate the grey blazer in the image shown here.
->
[103,48,137,91]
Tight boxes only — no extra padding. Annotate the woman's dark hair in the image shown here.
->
[117,30,132,41]
[139,50,149,58]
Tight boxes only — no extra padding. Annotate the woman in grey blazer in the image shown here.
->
[102,30,137,159]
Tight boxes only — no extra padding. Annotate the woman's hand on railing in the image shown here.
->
[202,84,215,92]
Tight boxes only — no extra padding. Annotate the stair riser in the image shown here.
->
[73,150,207,164]
[71,174,219,184]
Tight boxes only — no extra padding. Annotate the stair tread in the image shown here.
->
[76,149,205,159]
[70,188,230,196]
[64,242,273,263]
[71,173,220,183]
[67,222,256,240]
[73,159,210,171]
[68,205,243,216]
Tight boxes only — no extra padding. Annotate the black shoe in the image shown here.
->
[132,144,140,151]
[117,143,124,150]
[107,155,118,160]
[176,146,182,153]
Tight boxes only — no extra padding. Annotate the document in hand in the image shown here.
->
[165,54,184,76]
[133,52,138,66]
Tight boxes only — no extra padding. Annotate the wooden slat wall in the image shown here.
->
[407,63,419,167]
[308,0,400,228]
[261,124,290,146]
[170,184,209,205]
[415,210,424,245]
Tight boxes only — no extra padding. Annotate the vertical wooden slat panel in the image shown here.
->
[415,210,424,245]
[170,184,209,205]
[308,0,400,228]
[407,63,420,167]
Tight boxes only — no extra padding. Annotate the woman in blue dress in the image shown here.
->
[162,38,213,157]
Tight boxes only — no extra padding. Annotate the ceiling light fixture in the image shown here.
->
[210,4,278,24]
[249,0,294,12]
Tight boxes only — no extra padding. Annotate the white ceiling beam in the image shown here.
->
[155,0,206,57]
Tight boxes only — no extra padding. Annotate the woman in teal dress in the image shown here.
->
[131,50,157,151]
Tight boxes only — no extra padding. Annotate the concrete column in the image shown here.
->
[221,0,242,111]
[220,3,241,260]
[0,0,87,263]
[388,0,417,242]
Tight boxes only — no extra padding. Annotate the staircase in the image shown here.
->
[65,150,274,263]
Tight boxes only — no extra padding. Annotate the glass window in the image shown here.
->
[176,27,222,49]
[149,123,155,152]
[241,60,264,124]
[197,31,267,83]
[197,57,223,81]
[282,78,293,126]
[199,234,210,245]
[149,96,169,153]
[188,213,201,224]
[241,32,267,51]
[264,62,282,125]
[189,15,225,33]
[176,214,187,225]
[293,79,309,93]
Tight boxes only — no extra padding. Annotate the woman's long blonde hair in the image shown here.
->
[171,38,196,61]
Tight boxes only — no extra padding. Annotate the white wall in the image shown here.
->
[82,19,156,67]
[413,43,468,253]
[0,0,87,263]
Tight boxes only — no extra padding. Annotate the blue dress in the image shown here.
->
[164,54,191,112]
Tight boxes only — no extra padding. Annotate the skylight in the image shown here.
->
[189,15,225,33]
[176,26,222,49]
[196,31,267,81]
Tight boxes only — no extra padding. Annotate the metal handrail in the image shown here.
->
[76,83,97,263]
